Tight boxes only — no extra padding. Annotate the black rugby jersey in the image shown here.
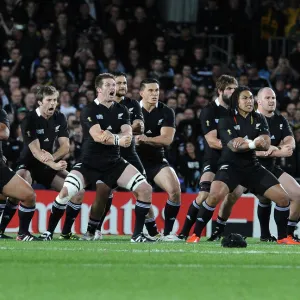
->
[137,101,175,162]
[0,109,10,161]
[200,99,229,162]
[80,99,130,169]
[20,108,69,163]
[218,112,270,168]
[257,112,293,170]
[120,96,144,156]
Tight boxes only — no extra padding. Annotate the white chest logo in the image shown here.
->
[55,125,60,132]
[158,119,163,125]
[215,119,219,123]
[234,125,240,130]
[36,129,44,134]
[118,113,123,119]
[96,114,103,119]
[129,108,134,113]
[256,123,261,129]
[280,124,283,130]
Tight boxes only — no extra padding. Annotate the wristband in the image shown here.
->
[248,141,256,149]
[114,135,120,145]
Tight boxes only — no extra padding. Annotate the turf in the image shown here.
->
[0,236,300,300]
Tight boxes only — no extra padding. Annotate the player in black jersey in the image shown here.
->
[0,109,37,241]
[178,75,245,240]
[208,87,300,243]
[135,78,181,241]
[0,86,84,241]
[81,72,153,240]
[44,73,153,242]
[187,86,299,245]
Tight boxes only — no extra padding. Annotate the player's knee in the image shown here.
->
[22,189,36,205]
[226,192,239,205]
[70,189,85,204]
[58,173,84,204]
[135,182,152,203]
[276,192,290,207]
[166,183,181,200]
[207,190,224,206]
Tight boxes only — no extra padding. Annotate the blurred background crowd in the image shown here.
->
[1,0,300,192]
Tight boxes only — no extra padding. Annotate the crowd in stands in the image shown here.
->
[1,0,300,192]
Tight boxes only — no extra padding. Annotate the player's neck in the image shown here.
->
[258,108,274,118]
[39,108,51,120]
[238,109,249,118]
[142,100,156,112]
[114,95,124,103]
[218,97,228,109]
[99,98,113,108]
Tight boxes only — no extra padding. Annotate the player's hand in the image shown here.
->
[232,137,246,148]
[279,144,293,157]
[136,134,148,144]
[41,150,54,162]
[52,160,68,170]
[119,135,132,148]
[254,137,267,149]
[264,145,278,156]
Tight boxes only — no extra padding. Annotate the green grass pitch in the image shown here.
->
[1,236,300,300]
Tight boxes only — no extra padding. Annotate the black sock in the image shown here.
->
[145,217,159,236]
[62,201,81,235]
[180,200,200,237]
[133,200,151,237]
[0,199,18,233]
[47,200,67,233]
[194,201,215,237]
[0,199,6,217]
[96,195,113,230]
[18,204,35,235]
[287,219,298,236]
[87,217,100,235]
[257,201,272,238]
[274,205,289,240]
[164,199,181,235]
[215,215,227,233]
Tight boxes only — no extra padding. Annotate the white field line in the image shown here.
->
[1,246,300,255]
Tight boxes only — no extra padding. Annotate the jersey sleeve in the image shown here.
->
[80,105,99,130]
[200,106,217,135]
[58,113,69,138]
[257,114,270,136]
[162,106,175,128]
[281,115,293,139]
[218,117,238,144]
[0,109,10,129]
[132,100,144,122]
[21,114,37,144]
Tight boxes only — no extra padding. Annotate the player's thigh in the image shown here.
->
[95,182,112,203]
[154,166,181,195]
[256,194,271,205]
[2,173,35,202]
[278,172,300,201]
[51,172,68,191]
[16,168,33,185]
[206,180,230,206]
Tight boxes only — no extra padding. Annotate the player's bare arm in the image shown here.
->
[204,129,222,150]
[132,119,144,135]
[118,124,132,148]
[0,122,9,140]
[137,127,175,147]
[261,136,295,157]
[53,137,70,161]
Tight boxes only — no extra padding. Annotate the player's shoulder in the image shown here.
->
[53,110,66,120]
[123,96,138,104]
[203,101,217,113]
[25,109,38,120]
[158,101,172,112]
[274,112,287,122]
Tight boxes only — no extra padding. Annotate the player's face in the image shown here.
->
[238,90,254,114]
[115,75,127,97]
[259,89,276,112]
[40,93,59,116]
[221,84,237,105]
[140,83,159,105]
[99,78,116,103]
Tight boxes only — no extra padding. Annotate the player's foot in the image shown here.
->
[177,233,187,241]
[277,235,300,245]
[16,233,40,241]
[0,232,13,239]
[80,232,95,241]
[207,229,223,241]
[260,235,277,242]
[186,233,200,243]
[94,230,103,240]
[59,232,80,240]
[39,231,53,241]
[131,233,156,243]
[291,234,300,242]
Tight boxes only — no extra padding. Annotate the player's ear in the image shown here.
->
[96,87,101,94]
[38,100,43,106]
[139,90,143,98]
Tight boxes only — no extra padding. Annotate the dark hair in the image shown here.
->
[216,75,238,92]
[35,85,58,102]
[94,73,114,89]
[229,86,254,117]
[113,71,127,78]
[140,78,160,90]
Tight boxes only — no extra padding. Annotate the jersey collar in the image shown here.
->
[35,107,41,116]
[215,98,220,106]
[94,98,114,106]
[140,100,159,108]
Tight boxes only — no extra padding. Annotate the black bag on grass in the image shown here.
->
[221,233,247,248]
